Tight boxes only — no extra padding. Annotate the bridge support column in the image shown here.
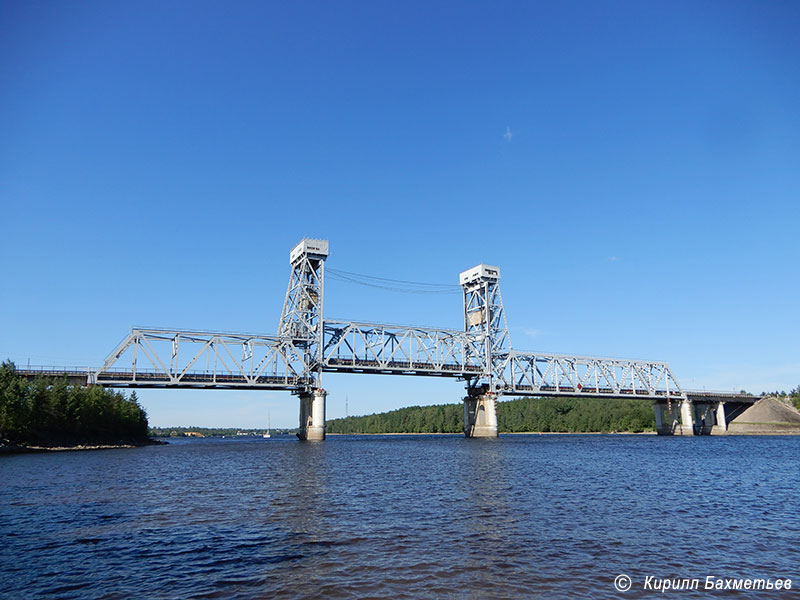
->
[655,401,681,435]
[297,388,326,441]
[679,399,695,436]
[711,401,727,435]
[464,393,498,438]
[654,402,667,434]
[693,401,717,435]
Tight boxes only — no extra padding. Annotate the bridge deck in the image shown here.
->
[17,365,690,400]
[95,371,309,390]
[17,368,757,403]
[323,357,482,377]
[16,368,90,386]
[684,391,758,403]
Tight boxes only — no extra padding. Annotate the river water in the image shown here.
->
[1,434,798,599]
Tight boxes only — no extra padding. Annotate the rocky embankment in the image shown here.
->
[728,397,800,434]
[0,439,167,454]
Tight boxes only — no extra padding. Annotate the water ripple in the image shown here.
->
[1,435,798,598]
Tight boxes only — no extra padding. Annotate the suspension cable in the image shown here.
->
[326,268,462,295]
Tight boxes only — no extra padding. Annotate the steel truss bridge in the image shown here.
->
[20,239,755,438]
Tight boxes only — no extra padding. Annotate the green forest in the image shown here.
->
[0,361,149,448]
[326,396,657,434]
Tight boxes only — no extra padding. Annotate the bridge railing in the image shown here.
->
[684,390,758,400]
[685,389,754,396]
[16,366,92,376]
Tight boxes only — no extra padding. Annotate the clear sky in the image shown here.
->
[2,1,798,428]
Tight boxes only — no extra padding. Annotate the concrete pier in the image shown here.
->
[655,397,742,435]
[654,400,681,435]
[464,393,498,438]
[678,399,695,435]
[692,401,717,435]
[654,399,695,435]
[297,388,327,441]
[654,401,668,434]
[713,401,727,435]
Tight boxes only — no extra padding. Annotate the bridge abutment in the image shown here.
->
[297,388,326,441]
[464,393,498,438]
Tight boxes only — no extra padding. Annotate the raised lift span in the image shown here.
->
[22,239,755,439]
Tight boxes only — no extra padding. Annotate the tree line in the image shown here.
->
[326,396,657,434]
[148,427,293,437]
[0,361,149,447]
[769,386,800,411]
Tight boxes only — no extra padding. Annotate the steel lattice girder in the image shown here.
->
[91,328,310,389]
[92,326,685,399]
[86,239,688,401]
[321,321,485,376]
[492,351,683,398]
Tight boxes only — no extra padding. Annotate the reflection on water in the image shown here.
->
[1,435,798,599]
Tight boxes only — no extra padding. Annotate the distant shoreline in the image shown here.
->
[506,431,657,435]
[327,431,800,437]
[326,431,657,436]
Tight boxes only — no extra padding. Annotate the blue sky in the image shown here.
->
[2,1,798,428]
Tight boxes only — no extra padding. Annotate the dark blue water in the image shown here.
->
[1,435,798,599]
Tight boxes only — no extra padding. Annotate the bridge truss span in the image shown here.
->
[91,328,310,390]
[493,351,684,399]
[23,237,733,440]
[321,320,485,376]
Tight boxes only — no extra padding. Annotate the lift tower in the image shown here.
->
[279,238,329,440]
[460,264,509,437]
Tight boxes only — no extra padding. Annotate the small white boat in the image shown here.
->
[263,412,271,438]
